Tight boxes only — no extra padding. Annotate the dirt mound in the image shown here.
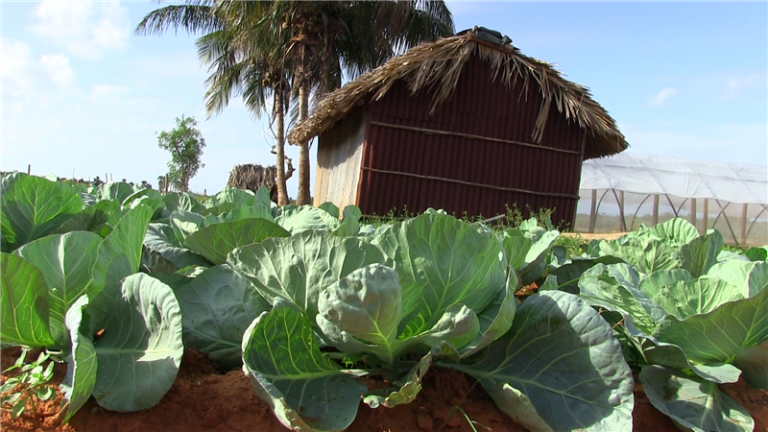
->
[2,348,767,432]
[1,347,74,432]
[69,350,279,432]
[349,367,524,432]
[721,377,768,432]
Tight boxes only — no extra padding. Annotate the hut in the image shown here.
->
[227,157,294,203]
[288,27,628,224]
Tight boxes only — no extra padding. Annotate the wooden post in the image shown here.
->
[619,190,626,232]
[702,199,709,233]
[574,131,588,229]
[589,189,597,233]
[204,189,207,196]
[652,194,659,226]
[690,198,697,232]
[27,164,31,175]
[740,203,748,245]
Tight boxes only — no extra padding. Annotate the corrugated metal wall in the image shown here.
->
[355,53,585,225]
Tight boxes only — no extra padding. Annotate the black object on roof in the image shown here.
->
[455,26,512,46]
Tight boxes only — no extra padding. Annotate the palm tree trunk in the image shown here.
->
[274,91,289,206]
[296,79,311,205]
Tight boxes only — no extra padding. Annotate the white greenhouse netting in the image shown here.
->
[575,153,768,246]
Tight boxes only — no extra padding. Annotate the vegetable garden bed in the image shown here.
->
[2,173,768,432]
[5,347,765,432]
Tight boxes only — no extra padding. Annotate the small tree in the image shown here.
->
[157,115,206,192]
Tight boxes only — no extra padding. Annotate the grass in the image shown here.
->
[554,234,589,258]
[361,204,599,259]
[574,211,767,247]
[436,376,491,432]
[362,203,570,232]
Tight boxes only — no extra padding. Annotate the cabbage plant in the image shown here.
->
[142,196,359,273]
[2,173,656,432]
[1,199,183,421]
[570,220,768,432]
[233,213,634,432]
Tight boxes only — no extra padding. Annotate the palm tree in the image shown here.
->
[195,27,294,205]
[219,1,454,205]
[137,1,455,206]
[135,2,294,205]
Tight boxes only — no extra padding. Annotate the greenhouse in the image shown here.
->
[576,152,768,246]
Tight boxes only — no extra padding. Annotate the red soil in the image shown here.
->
[2,348,766,432]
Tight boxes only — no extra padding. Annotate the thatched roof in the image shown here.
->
[227,164,278,195]
[287,28,628,159]
[227,160,294,202]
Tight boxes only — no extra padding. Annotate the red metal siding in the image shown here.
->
[357,53,582,225]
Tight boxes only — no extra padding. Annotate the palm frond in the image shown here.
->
[414,0,454,33]
[194,3,296,121]
[196,29,238,67]
[135,4,222,36]
[395,7,455,54]
[203,61,248,118]
[239,65,270,118]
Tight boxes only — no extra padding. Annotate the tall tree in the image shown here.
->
[136,2,293,205]
[157,115,206,192]
[196,27,294,205]
[138,1,455,205]
[221,1,454,205]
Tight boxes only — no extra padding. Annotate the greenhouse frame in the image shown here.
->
[576,153,768,246]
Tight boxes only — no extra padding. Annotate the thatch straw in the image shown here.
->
[227,164,275,194]
[228,159,295,202]
[288,31,628,159]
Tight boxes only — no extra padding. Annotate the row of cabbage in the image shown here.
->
[1,172,766,432]
[547,221,768,432]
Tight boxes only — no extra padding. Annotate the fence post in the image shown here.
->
[740,203,748,245]
[27,164,31,175]
[652,194,659,226]
[589,189,597,233]
[702,199,709,233]
[690,198,697,232]
[619,190,626,232]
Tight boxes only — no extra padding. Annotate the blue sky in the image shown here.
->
[2,1,766,198]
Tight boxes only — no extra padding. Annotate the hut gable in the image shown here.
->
[288,27,628,160]
[314,109,367,210]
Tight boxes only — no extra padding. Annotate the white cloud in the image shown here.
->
[29,1,129,59]
[723,73,767,99]
[40,54,76,87]
[90,84,129,100]
[0,38,43,114]
[1,38,34,96]
[647,87,678,107]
